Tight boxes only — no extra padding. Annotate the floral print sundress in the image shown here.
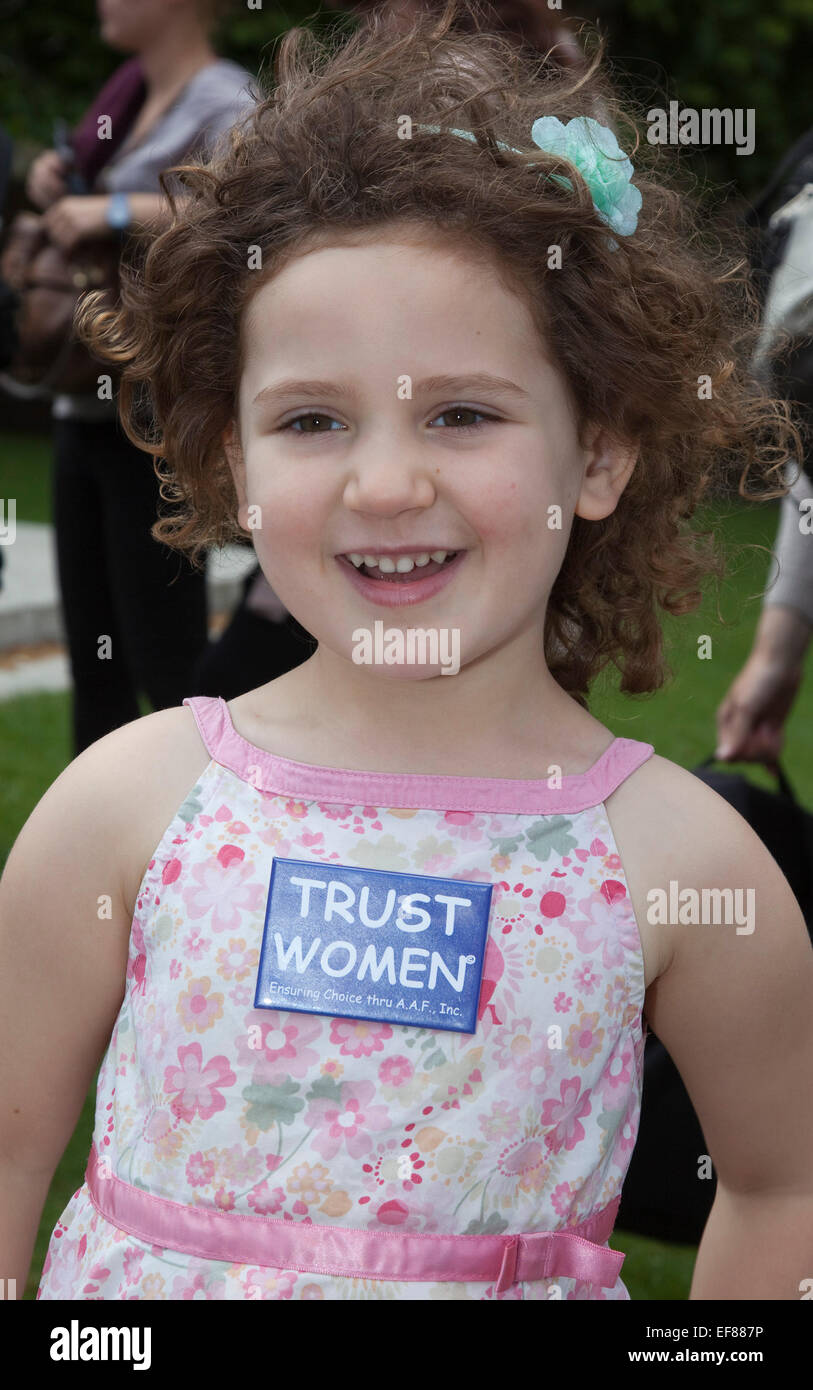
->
[38,694,654,1301]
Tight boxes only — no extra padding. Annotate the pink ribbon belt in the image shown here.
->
[85,1141,624,1293]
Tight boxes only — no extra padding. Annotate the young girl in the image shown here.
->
[3,0,813,1301]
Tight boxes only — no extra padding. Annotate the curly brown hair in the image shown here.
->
[76,0,803,707]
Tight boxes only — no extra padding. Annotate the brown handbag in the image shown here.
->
[0,209,121,398]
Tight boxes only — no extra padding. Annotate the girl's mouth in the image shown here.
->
[335,549,466,608]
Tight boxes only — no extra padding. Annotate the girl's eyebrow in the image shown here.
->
[250,372,532,409]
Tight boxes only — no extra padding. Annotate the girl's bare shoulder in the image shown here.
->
[604,749,809,982]
[108,705,214,918]
[14,703,214,924]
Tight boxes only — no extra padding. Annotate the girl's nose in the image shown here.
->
[342,448,438,516]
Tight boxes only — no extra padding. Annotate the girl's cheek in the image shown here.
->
[243,468,316,533]
[471,488,535,543]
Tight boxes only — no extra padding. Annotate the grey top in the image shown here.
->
[755,179,813,633]
[53,57,259,420]
[762,462,813,630]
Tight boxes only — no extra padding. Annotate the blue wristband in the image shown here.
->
[106,192,131,231]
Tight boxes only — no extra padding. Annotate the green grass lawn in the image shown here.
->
[2,430,54,524]
[4,436,812,1300]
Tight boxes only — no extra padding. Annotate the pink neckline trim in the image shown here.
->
[182,695,654,814]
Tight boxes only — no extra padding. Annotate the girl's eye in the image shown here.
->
[282,413,345,434]
[279,406,499,435]
[429,406,496,432]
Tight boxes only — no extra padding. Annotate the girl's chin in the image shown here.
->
[349,662,454,681]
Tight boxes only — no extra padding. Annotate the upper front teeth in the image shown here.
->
[347,551,451,572]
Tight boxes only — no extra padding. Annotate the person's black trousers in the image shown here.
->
[52,413,209,755]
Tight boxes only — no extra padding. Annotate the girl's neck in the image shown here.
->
[235,638,608,780]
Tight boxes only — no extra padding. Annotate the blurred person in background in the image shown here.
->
[24,0,257,754]
[0,121,16,596]
[716,128,813,769]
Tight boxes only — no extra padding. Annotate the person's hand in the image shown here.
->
[41,196,112,254]
[715,605,811,770]
[25,149,69,210]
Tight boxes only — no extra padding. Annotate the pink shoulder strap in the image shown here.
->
[183,694,654,814]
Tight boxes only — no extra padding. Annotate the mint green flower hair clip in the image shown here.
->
[414,114,642,251]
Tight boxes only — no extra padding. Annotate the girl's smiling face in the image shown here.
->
[225,230,635,682]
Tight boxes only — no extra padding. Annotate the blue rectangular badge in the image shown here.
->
[254,857,494,1034]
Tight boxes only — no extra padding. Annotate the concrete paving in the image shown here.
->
[0,521,256,698]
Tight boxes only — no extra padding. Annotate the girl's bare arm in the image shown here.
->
[0,717,155,1294]
[640,762,813,1299]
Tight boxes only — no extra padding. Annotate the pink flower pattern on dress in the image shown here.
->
[305,1079,390,1159]
[330,1019,393,1057]
[597,1041,635,1107]
[37,717,650,1302]
[164,1044,236,1122]
[182,856,266,932]
[378,1055,413,1087]
[540,1077,593,1154]
[177,977,224,1033]
[233,1010,323,1081]
[246,1182,286,1215]
[186,1152,215,1186]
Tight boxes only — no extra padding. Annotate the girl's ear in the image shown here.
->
[574,422,639,522]
[222,420,249,531]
